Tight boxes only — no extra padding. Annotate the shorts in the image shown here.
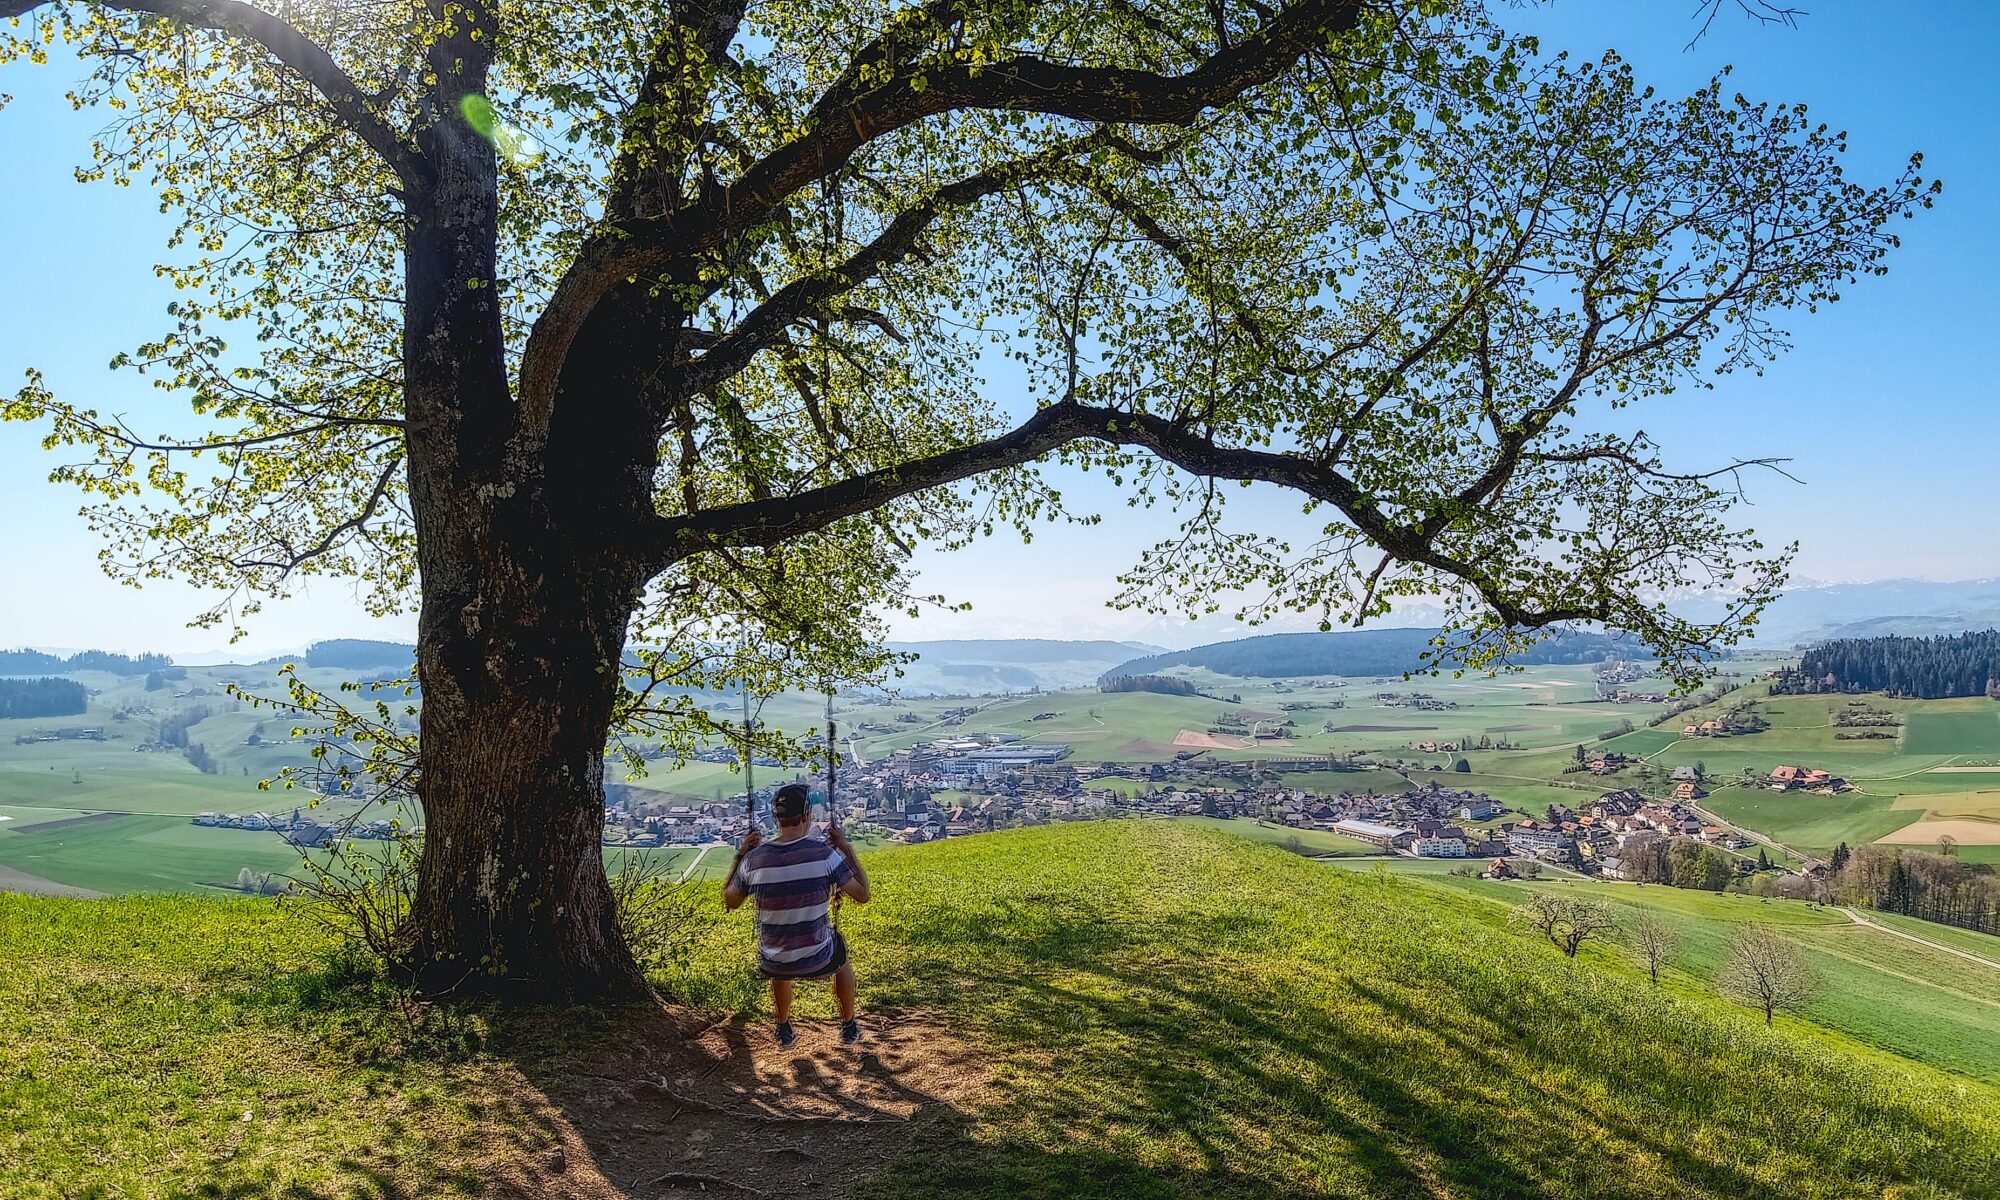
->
[758,931,849,980]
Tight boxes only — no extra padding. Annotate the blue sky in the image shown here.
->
[1,0,1995,656]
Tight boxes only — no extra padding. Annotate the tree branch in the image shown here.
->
[2,0,426,183]
[519,0,1364,446]
[647,399,1614,632]
[231,452,403,574]
[681,133,1114,394]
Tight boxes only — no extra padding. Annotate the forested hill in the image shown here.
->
[1103,627,1631,680]
[0,648,172,676]
[1775,629,2000,699]
[291,639,417,670]
[0,677,88,718]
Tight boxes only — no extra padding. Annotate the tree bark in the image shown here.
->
[403,562,646,1001]
[395,268,662,998]
[391,58,655,1001]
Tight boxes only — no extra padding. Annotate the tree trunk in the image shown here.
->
[401,559,648,1001]
[389,69,656,1001]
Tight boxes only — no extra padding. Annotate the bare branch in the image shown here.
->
[1688,0,1806,51]
[233,453,403,574]
[682,133,1116,394]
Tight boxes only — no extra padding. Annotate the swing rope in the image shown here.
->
[825,689,844,934]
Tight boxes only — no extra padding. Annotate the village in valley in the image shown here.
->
[174,658,1873,892]
[584,738,1854,883]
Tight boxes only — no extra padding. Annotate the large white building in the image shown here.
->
[1412,835,1468,858]
[1330,819,1414,849]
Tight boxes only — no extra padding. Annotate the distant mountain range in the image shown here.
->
[1701,579,2000,647]
[883,639,1163,695]
[1102,627,1632,681]
[15,578,2000,689]
[262,636,1167,696]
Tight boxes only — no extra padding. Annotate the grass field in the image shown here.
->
[0,812,305,893]
[1378,870,2000,1082]
[1906,707,2000,757]
[8,822,1999,1199]
[1698,785,1917,852]
[833,663,1674,768]
[11,656,2000,905]
[0,767,269,815]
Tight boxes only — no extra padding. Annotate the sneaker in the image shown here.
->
[840,1019,861,1046]
[776,1021,797,1049]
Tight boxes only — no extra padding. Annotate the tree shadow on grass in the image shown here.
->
[185,883,1992,1199]
[839,904,1993,1200]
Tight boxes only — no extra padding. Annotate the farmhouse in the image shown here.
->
[1768,764,1847,792]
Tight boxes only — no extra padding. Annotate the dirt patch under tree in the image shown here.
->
[468,1008,991,1199]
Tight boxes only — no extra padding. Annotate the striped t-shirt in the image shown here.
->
[737,834,855,976]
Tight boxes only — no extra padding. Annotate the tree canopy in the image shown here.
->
[3,0,1932,704]
[1774,630,2000,700]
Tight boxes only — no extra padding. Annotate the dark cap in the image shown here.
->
[773,783,811,822]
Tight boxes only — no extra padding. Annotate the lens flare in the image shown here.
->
[459,94,543,167]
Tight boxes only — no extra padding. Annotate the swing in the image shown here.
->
[733,690,847,953]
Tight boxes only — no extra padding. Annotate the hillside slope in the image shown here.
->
[5,823,1998,1199]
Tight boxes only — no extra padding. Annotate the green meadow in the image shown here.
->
[1175,814,1385,857]
[8,822,1999,1199]
[9,657,2000,904]
[1376,868,2000,1083]
[1906,706,2000,757]
[0,812,302,894]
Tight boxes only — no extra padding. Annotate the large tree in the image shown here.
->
[1,0,1930,998]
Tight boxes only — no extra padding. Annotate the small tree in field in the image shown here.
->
[1513,893,1616,959]
[1626,910,1678,985]
[1718,925,1815,1026]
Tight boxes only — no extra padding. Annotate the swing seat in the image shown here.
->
[754,931,850,980]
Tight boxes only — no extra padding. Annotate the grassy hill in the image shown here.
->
[6,822,1998,1198]
[1355,863,2000,1081]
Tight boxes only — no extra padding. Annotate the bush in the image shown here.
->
[607,850,703,975]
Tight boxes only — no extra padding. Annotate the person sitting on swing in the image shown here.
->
[723,782,871,1048]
